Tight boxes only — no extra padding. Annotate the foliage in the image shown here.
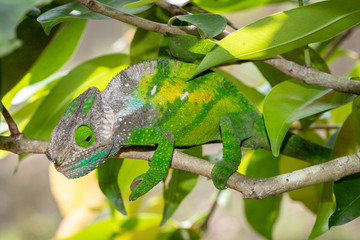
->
[1,0,360,239]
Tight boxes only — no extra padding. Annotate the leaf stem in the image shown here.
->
[304,46,312,67]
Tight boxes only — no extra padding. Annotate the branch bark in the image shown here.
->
[2,135,358,200]
[264,57,360,94]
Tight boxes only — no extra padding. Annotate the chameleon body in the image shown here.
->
[46,59,331,201]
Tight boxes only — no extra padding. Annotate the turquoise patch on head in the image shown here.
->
[69,149,110,170]
[65,98,79,117]
[83,94,95,117]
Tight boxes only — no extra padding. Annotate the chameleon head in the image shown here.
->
[45,87,116,178]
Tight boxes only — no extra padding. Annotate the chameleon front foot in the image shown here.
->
[126,127,175,201]
[130,174,145,192]
[129,173,155,201]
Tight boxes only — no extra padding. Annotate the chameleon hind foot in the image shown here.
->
[211,159,239,189]
[211,113,254,189]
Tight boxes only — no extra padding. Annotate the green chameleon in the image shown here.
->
[46,59,331,201]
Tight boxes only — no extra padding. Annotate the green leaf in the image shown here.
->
[123,0,157,9]
[331,100,360,159]
[2,19,87,106]
[54,213,162,240]
[130,29,163,64]
[194,0,360,75]
[329,97,360,227]
[117,158,150,198]
[279,156,321,213]
[129,5,171,64]
[308,182,334,240]
[168,34,216,63]
[244,149,281,240]
[168,228,201,240]
[23,54,129,140]
[0,0,52,57]
[171,14,226,39]
[329,173,360,227]
[213,69,265,108]
[37,0,151,34]
[263,80,355,156]
[98,158,127,215]
[54,217,116,240]
[1,17,56,96]
[162,146,201,224]
[192,0,289,13]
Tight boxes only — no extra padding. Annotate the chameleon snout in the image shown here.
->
[45,149,58,164]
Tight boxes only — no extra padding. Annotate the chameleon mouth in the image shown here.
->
[55,146,112,179]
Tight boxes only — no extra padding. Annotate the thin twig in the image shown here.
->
[324,28,353,60]
[154,1,190,15]
[264,56,360,94]
[200,191,221,232]
[1,103,21,137]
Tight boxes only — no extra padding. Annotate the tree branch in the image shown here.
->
[117,148,360,199]
[76,0,228,39]
[0,135,49,154]
[154,1,190,16]
[1,135,359,199]
[264,57,360,94]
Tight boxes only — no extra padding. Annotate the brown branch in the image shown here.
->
[76,0,229,39]
[1,135,360,199]
[0,136,49,154]
[1,104,48,154]
[264,57,360,94]
[1,103,21,137]
[118,148,360,199]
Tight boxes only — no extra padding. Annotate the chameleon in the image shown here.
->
[45,59,331,201]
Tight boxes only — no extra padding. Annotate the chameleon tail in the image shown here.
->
[280,132,332,164]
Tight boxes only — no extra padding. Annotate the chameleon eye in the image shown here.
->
[74,125,95,148]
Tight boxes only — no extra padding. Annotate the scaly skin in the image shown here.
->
[46,59,331,201]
